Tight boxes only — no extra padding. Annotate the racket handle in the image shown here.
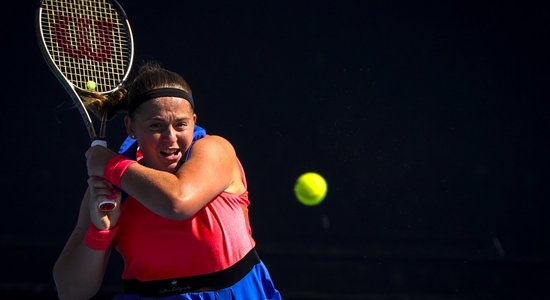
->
[90,139,117,211]
[91,138,107,147]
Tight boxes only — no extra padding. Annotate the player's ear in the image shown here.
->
[124,115,135,137]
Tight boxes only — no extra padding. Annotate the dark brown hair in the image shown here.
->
[81,61,193,119]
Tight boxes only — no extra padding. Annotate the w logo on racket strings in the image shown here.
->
[54,15,114,62]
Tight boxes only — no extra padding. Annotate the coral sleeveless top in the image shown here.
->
[112,126,256,281]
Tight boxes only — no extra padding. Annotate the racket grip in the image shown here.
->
[91,139,115,211]
[91,139,107,147]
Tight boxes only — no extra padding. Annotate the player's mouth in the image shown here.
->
[160,148,181,161]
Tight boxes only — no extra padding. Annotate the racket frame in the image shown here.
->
[36,0,135,141]
[36,0,135,211]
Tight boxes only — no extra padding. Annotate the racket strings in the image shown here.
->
[40,0,132,93]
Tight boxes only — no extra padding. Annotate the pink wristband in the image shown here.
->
[104,155,135,189]
[84,224,119,251]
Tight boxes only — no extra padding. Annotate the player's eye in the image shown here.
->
[149,123,163,130]
[174,122,187,130]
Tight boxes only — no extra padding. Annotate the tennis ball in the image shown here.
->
[86,80,97,91]
[294,172,327,206]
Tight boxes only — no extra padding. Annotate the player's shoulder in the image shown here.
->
[197,134,232,146]
[194,134,236,155]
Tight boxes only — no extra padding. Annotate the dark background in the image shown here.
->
[2,1,549,299]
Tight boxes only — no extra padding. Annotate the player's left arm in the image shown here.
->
[87,135,238,219]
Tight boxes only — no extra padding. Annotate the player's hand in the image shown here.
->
[87,176,121,230]
[85,145,117,178]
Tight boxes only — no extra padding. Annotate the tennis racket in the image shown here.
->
[36,0,134,211]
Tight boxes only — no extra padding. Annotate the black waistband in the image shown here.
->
[123,248,260,297]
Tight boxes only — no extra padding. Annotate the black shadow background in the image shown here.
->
[1,1,549,299]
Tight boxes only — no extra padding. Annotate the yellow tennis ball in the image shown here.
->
[86,80,97,91]
[294,172,327,206]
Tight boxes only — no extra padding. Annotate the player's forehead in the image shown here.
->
[134,97,193,119]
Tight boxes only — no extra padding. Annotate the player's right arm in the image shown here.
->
[52,183,118,300]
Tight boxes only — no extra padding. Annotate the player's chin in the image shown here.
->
[158,153,182,172]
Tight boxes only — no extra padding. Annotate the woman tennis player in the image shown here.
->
[53,61,282,299]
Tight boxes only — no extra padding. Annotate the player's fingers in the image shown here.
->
[95,188,113,198]
[106,186,120,200]
[87,177,114,200]
[87,176,106,187]
[87,177,118,194]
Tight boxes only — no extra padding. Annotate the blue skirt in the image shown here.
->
[112,261,282,300]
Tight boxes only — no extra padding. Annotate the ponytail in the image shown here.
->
[80,87,129,120]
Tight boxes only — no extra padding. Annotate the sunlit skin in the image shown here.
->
[54,79,251,299]
[54,93,248,299]
[84,96,244,221]
[124,97,197,173]
[81,97,196,230]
